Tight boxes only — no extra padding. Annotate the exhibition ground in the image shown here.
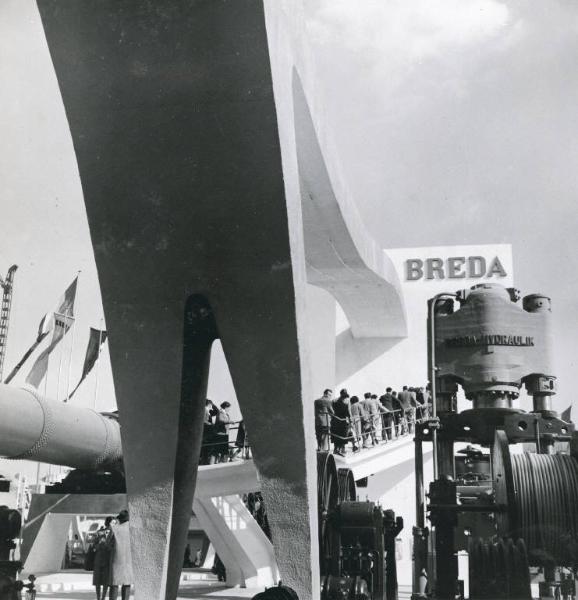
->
[28,571,414,599]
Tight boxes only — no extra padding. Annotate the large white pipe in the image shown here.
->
[0,385,122,471]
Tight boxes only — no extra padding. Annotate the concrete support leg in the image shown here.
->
[193,495,278,588]
[214,294,318,598]
[105,296,215,600]
[37,2,318,598]
[21,513,71,575]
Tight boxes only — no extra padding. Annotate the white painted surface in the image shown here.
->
[193,495,279,588]
[337,244,513,394]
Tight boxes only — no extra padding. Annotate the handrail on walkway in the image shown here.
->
[200,403,431,464]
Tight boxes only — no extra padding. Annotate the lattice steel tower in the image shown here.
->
[0,265,18,381]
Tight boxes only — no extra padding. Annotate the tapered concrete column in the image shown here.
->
[37,2,317,599]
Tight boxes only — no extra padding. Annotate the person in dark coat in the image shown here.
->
[398,386,415,434]
[391,391,402,436]
[210,402,232,463]
[332,392,351,456]
[380,388,396,440]
[314,389,335,451]
[201,399,218,464]
[92,516,113,600]
[213,554,226,582]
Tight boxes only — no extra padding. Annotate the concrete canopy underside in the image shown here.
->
[36,2,408,599]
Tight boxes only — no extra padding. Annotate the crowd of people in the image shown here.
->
[198,384,430,463]
[314,386,431,455]
[86,510,133,600]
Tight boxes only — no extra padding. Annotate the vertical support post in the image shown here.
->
[412,434,428,600]
[430,478,458,600]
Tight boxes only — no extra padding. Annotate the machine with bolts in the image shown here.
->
[254,452,403,600]
[414,283,578,600]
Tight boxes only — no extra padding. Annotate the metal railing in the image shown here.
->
[316,405,431,455]
[199,403,431,464]
[199,420,250,465]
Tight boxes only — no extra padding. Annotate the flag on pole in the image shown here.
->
[5,279,78,384]
[67,327,107,400]
[24,278,78,388]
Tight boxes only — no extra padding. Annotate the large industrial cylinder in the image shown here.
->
[0,385,122,471]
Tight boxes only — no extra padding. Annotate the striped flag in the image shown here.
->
[24,278,78,388]
[67,327,107,400]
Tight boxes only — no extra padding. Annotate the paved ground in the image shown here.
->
[31,571,413,599]
[29,570,260,600]
[34,581,413,600]
[36,581,260,599]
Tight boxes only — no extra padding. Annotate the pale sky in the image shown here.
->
[0,0,577,440]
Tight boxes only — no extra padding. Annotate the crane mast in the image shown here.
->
[0,265,18,381]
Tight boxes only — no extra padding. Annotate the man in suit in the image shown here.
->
[379,388,396,440]
[314,389,334,451]
[360,393,377,447]
[398,386,415,434]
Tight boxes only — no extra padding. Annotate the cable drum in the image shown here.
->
[508,452,578,566]
[469,537,531,600]
[337,468,356,502]
[317,452,339,575]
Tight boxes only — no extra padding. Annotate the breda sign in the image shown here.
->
[405,256,507,281]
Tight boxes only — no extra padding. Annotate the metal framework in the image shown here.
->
[0,265,17,381]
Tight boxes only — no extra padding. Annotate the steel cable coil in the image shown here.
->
[469,537,531,600]
[509,452,578,565]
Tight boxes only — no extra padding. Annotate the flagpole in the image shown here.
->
[36,354,50,489]
[64,272,80,403]
[55,313,66,404]
[3,332,49,384]
[64,309,77,403]
[93,321,103,410]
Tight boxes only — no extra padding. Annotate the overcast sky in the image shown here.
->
[303,0,578,402]
[0,0,577,445]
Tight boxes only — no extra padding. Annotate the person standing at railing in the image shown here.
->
[314,389,335,451]
[398,386,414,434]
[201,399,219,464]
[369,394,382,444]
[391,391,402,436]
[331,391,351,456]
[210,401,232,464]
[420,383,431,419]
[379,388,396,441]
[349,396,363,452]
[360,393,375,447]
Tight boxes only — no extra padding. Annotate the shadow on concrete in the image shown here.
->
[336,329,404,382]
[36,582,240,599]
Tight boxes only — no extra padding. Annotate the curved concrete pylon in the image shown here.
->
[292,71,407,339]
[36,2,318,599]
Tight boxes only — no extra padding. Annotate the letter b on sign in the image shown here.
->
[406,259,423,281]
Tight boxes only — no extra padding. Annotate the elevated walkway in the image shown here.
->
[333,434,416,480]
